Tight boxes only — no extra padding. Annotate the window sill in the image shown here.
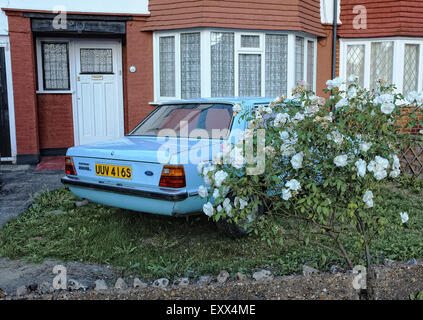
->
[36,90,74,95]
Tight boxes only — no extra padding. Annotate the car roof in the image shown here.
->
[155,97,275,106]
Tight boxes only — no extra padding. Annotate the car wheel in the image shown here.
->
[215,199,265,239]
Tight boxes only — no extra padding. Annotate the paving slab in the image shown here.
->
[0,165,64,227]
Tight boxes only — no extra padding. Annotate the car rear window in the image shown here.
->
[130,103,233,138]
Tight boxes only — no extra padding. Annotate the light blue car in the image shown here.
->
[62,97,273,217]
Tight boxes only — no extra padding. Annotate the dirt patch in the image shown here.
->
[2,258,422,300]
[369,261,423,300]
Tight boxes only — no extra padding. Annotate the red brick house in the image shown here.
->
[0,0,421,164]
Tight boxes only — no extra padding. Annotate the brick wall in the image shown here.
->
[339,0,423,38]
[144,0,325,37]
[7,11,40,160]
[124,18,155,133]
[37,94,74,150]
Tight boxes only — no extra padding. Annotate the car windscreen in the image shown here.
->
[129,103,234,138]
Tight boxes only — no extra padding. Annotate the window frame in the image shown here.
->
[37,40,72,93]
[153,29,317,102]
[340,38,423,93]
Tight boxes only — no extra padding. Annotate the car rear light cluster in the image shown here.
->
[65,156,77,176]
[159,165,186,188]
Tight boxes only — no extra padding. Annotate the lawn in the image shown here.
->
[0,183,422,280]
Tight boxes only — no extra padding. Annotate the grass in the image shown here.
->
[0,184,422,280]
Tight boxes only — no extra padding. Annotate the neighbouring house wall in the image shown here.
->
[6,11,39,163]
[144,0,326,36]
[339,0,423,38]
[124,18,155,133]
[36,94,74,150]
[316,25,336,97]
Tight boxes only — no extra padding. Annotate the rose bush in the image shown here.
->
[198,77,421,269]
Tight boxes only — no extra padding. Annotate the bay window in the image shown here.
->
[341,38,423,94]
[370,41,393,89]
[211,32,234,97]
[159,36,175,97]
[265,34,288,97]
[180,33,201,99]
[154,30,317,101]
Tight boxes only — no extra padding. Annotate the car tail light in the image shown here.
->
[159,165,186,188]
[65,156,77,176]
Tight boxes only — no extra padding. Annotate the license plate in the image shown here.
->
[95,164,132,180]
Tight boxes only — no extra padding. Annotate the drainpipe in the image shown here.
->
[331,0,338,113]
[331,0,338,80]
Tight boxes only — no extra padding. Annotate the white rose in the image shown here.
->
[362,190,374,208]
[375,156,389,169]
[230,147,246,169]
[326,77,343,89]
[198,185,208,198]
[292,112,305,123]
[279,131,290,141]
[223,198,232,214]
[282,189,292,201]
[374,93,394,105]
[359,142,372,153]
[390,155,401,178]
[335,98,348,110]
[197,161,207,174]
[390,169,401,179]
[355,159,367,178]
[381,102,395,115]
[274,113,290,127]
[291,152,304,170]
[212,188,220,199]
[373,169,387,181]
[334,155,348,167]
[203,202,214,217]
[400,212,409,224]
[328,130,344,145]
[286,179,301,192]
[214,170,228,187]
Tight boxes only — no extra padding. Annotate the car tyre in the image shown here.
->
[215,200,264,239]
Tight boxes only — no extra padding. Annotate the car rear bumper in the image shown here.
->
[61,176,188,202]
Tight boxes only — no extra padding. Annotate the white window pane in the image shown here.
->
[295,37,304,84]
[306,40,315,90]
[80,48,113,74]
[241,35,260,48]
[211,32,234,97]
[159,36,175,97]
[265,34,288,97]
[239,54,261,97]
[370,41,393,89]
[346,45,365,87]
[403,44,419,95]
[181,33,201,99]
[42,42,70,90]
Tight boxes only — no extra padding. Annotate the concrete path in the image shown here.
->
[0,165,64,228]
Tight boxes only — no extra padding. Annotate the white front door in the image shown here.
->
[75,40,124,145]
